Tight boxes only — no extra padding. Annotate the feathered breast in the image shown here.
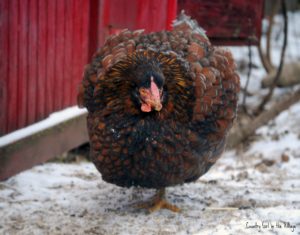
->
[78,13,240,188]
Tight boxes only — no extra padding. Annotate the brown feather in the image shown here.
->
[78,13,240,189]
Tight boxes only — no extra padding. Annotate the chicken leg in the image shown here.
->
[136,188,180,213]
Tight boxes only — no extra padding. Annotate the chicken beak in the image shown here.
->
[139,78,162,112]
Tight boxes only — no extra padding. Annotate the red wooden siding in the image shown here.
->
[37,0,47,120]
[1,0,262,137]
[0,0,92,136]
[178,0,264,45]
[19,0,29,128]
[0,0,9,135]
[7,0,19,133]
[0,0,177,137]
[98,0,177,48]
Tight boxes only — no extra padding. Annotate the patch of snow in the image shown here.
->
[0,101,299,234]
[228,12,300,110]
[0,106,87,147]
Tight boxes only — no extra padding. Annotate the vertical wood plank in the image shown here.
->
[46,0,56,114]
[37,0,47,120]
[63,0,73,107]
[81,0,89,66]
[136,0,149,31]
[27,0,38,124]
[7,0,19,133]
[55,0,65,110]
[88,0,99,60]
[166,0,177,31]
[71,0,83,105]
[0,0,9,135]
[18,0,29,128]
[152,0,167,31]
[98,0,106,47]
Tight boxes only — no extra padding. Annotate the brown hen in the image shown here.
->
[78,13,240,212]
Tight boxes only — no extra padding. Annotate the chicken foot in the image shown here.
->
[135,188,180,213]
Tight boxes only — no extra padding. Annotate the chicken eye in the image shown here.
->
[153,75,163,88]
[144,80,150,88]
[132,88,140,99]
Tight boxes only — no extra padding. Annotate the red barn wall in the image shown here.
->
[178,0,264,45]
[0,0,263,137]
[0,0,90,136]
[0,0,177,137]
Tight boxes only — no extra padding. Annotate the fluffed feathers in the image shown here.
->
[78,12,240,188]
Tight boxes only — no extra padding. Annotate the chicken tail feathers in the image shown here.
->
[173,10,208,41]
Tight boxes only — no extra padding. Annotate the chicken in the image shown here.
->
[77,13,240,212]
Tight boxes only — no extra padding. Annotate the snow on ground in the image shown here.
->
[0,101,299,234]
[0,106,87,147]
[229,11,300,110]
[1,11,300,235]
